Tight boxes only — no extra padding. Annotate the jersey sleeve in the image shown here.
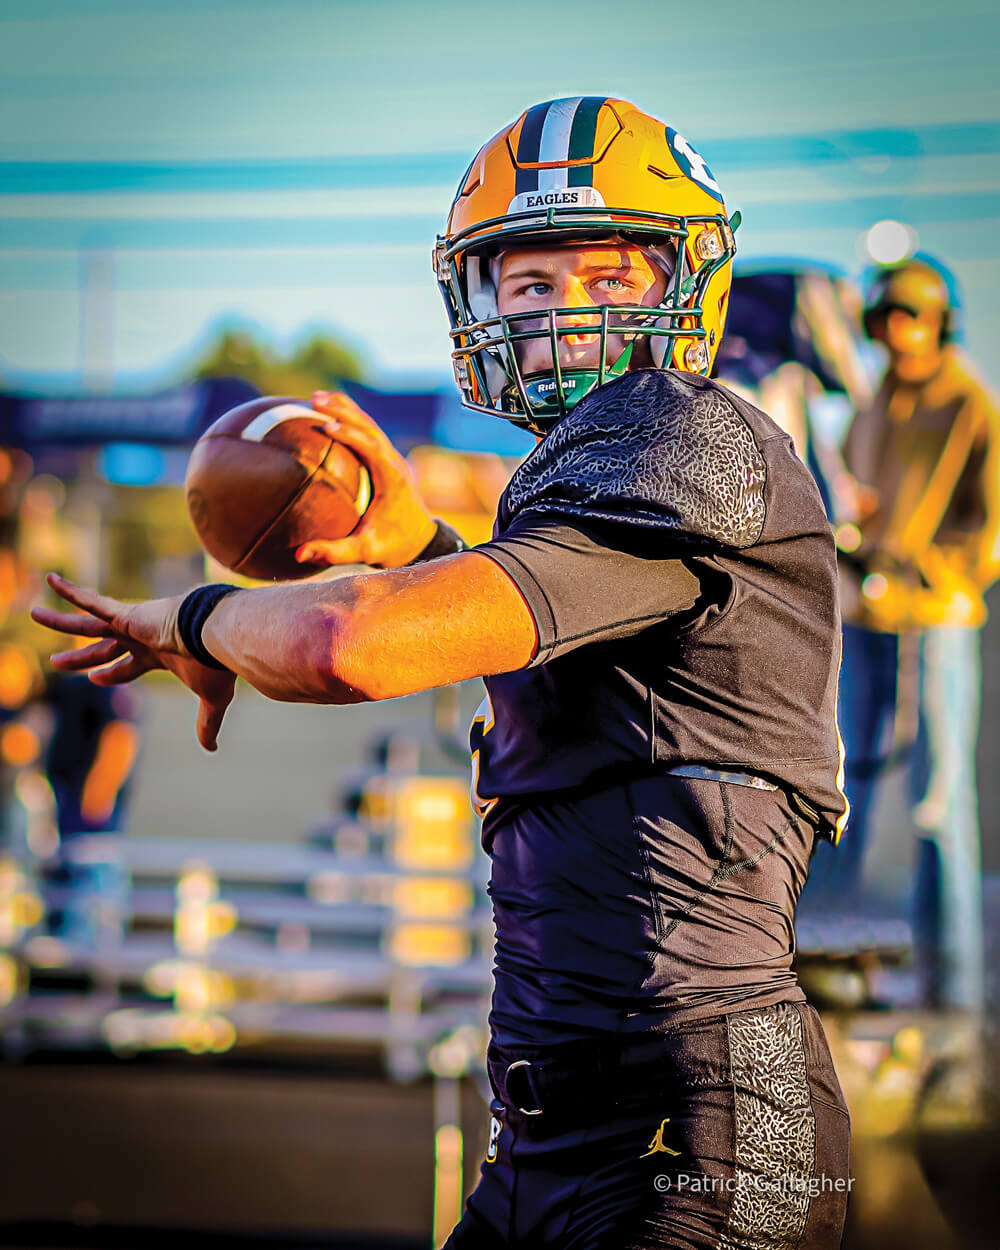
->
[498,369,768,551]
[475,514,704,666]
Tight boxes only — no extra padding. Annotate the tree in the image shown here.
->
[189,325,365,395]
[290,334,364,386]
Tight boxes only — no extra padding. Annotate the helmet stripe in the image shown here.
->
[514,101,549,194]
[513,97,607,195]
[536,97,585,191]
[567,96,606,186]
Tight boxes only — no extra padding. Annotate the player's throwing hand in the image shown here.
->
[295,391,438,570]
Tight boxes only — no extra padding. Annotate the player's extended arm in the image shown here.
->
[32,552,537,740]
[32,391,537,746]
[204,550,537,700]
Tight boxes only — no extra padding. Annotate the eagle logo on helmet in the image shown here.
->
[434,97,737,434]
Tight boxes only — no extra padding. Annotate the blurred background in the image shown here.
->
[1,1,999,1247]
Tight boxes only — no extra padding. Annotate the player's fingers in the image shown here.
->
[318,415,397,488]
[44,573,126,623]
[295,536,365,568]
[311,390,380,431]
[196,678,235,752]
[50,638,127,671]
[31,606,116,639]
[319,414,385,459]
[87,652,155,687]
[196,698,224,752]
[312,392,402,471]
[319,419,414,505]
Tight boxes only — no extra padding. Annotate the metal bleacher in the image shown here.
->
[2,711,494,1077]
[0,700,493,1245]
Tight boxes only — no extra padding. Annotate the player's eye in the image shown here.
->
[592,276,631,296]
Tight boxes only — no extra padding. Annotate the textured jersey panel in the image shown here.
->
[500,369,768,549]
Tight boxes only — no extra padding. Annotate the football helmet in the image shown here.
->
[434,97,737,433]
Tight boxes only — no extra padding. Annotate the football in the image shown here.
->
[185,396,372,580]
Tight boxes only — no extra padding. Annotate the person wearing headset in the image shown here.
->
[824,256,1000,1014]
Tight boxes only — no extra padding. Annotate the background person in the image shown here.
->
[45,676,139,841]
[817,257,1000,1014]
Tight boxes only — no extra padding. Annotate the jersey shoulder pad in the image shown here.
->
[500,369,767,549]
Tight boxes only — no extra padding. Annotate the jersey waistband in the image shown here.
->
[481,760,828,849]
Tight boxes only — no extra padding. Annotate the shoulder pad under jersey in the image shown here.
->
[499,370,767,549]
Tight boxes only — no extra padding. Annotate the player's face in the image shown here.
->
[495,243,668,376]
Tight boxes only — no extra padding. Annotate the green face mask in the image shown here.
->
[499,341,636,433]
[435,208,736,435]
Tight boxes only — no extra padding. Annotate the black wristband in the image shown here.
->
[408,519,469,564]
[176,584,240,670]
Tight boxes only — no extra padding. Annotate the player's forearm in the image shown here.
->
[198,552,536,705]
[200,579,370,705]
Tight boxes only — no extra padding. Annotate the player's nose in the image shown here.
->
[554,276,601,338]
[554,274,595,311]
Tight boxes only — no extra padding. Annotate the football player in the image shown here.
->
[33,98,851,1247]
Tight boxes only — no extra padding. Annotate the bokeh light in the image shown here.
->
[865,220,919,265]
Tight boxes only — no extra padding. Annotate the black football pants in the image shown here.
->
[443,1001,850,1249]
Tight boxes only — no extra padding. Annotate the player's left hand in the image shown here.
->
[31,574,236,752]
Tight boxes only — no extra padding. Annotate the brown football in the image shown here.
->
[184,396,371,580]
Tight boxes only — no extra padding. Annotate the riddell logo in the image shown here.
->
[534,377,580,396]
[508,187,606,215]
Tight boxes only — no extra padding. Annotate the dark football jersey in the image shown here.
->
[472,368,847,840]
[468,368,849,1045]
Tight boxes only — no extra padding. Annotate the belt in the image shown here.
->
[488,1033,669,1120]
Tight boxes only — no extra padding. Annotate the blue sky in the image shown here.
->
[1,0,998,394]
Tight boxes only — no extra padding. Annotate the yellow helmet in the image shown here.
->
[434,97,737,432]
